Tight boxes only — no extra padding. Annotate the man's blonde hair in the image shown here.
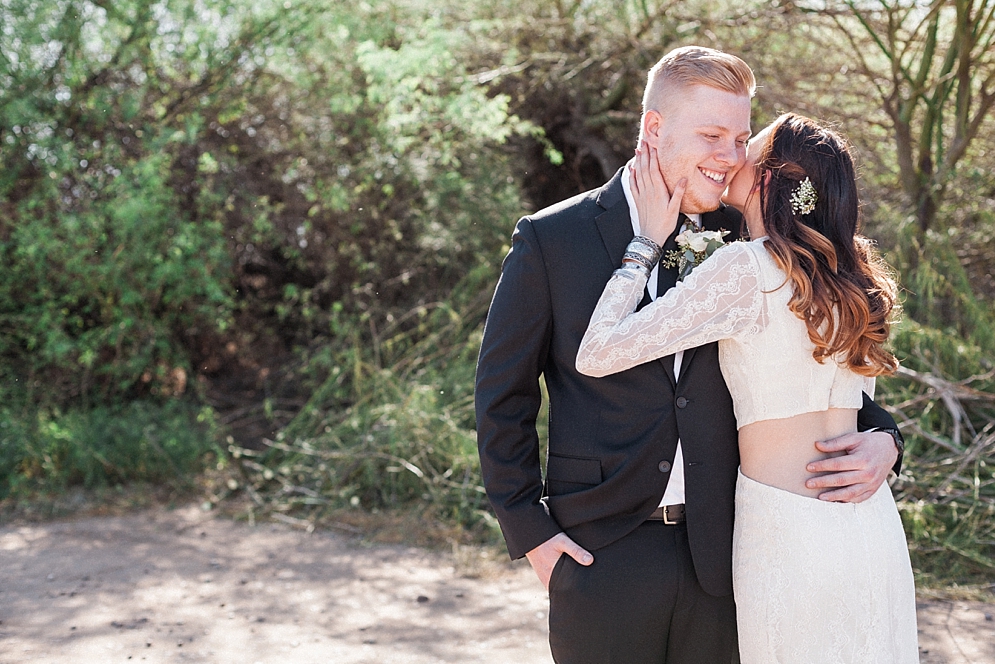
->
[642,46,756,115]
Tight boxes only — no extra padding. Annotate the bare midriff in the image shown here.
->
[738,408,859,499]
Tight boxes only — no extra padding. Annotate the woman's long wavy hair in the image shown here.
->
[754,113,898,377]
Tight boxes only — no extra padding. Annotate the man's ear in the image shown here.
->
[641,110,663,144]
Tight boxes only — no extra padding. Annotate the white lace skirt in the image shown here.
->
[733,469,919,663]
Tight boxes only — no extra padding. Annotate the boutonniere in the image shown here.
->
[660,219,730,281]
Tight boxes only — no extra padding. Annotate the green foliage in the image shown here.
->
[0,0,308,487]
[0,0,299,402]
[2,0,995,588]
[1,0,530,511]
[871,208,995,586]
[231,265,497,536]
[881,351,995,585]
[894,234,995,356]
[0,151,232,402]
[214,5,529,538]
[0,397,219,498]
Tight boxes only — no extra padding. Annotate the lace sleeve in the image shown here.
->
[576,241,765,377]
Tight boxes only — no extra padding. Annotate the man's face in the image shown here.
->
[643,85,752,214]
[722,124,771,213]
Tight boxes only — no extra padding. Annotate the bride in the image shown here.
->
[575,113,918,662]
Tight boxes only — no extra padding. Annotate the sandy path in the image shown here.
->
[0,505,992,663]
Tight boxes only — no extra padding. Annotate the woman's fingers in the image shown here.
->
[647,143,670,207]
[669,177,687,216]
[631,141,688,245]
[651,143,666,186]
[635,142,651,194]
[634,141,670,206]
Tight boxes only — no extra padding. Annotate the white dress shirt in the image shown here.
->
[621,161,696,506]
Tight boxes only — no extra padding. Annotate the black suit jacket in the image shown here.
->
[474,168,899,597]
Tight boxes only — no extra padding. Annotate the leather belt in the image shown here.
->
[647,504,685,524]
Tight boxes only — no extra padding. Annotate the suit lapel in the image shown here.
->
[594,170,633,270]
[594,169,676,388]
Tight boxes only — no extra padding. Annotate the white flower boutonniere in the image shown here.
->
[661,219,730,281]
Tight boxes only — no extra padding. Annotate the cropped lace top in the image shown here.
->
[575,238,874,428]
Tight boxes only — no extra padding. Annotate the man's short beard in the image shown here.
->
[681,191,722,215]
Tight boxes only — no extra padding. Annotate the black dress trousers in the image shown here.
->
[547,521,739,664]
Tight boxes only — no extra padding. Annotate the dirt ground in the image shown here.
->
[1,505,993,663]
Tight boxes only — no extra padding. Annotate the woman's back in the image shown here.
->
[717,239,873,497]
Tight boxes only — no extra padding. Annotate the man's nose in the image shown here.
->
[714,141,742,167]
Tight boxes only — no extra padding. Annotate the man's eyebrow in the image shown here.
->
[695,124,752,137]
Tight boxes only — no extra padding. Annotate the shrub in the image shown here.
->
[0,397,219,499]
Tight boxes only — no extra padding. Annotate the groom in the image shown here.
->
[475,46,903,663]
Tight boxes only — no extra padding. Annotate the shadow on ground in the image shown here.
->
[0,506,991,663]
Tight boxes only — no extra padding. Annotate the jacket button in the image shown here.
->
[676,396,688,408]
[658,460,672,473]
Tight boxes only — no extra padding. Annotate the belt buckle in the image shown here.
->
[663,505,681,525]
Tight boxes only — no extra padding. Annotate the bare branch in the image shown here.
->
[888,406,963,454]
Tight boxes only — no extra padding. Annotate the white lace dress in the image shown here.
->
[575,238,918,663]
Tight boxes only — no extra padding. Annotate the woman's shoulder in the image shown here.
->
[694,238,783,293]
[711,236,768,267]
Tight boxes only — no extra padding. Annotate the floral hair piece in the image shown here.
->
[790,176,818,216]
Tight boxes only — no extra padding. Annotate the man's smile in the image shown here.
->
[699,167,727,186]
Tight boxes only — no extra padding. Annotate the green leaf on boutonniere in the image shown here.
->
[661,226,732,281]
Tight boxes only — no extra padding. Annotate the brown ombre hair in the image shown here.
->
[754,113,898,377]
